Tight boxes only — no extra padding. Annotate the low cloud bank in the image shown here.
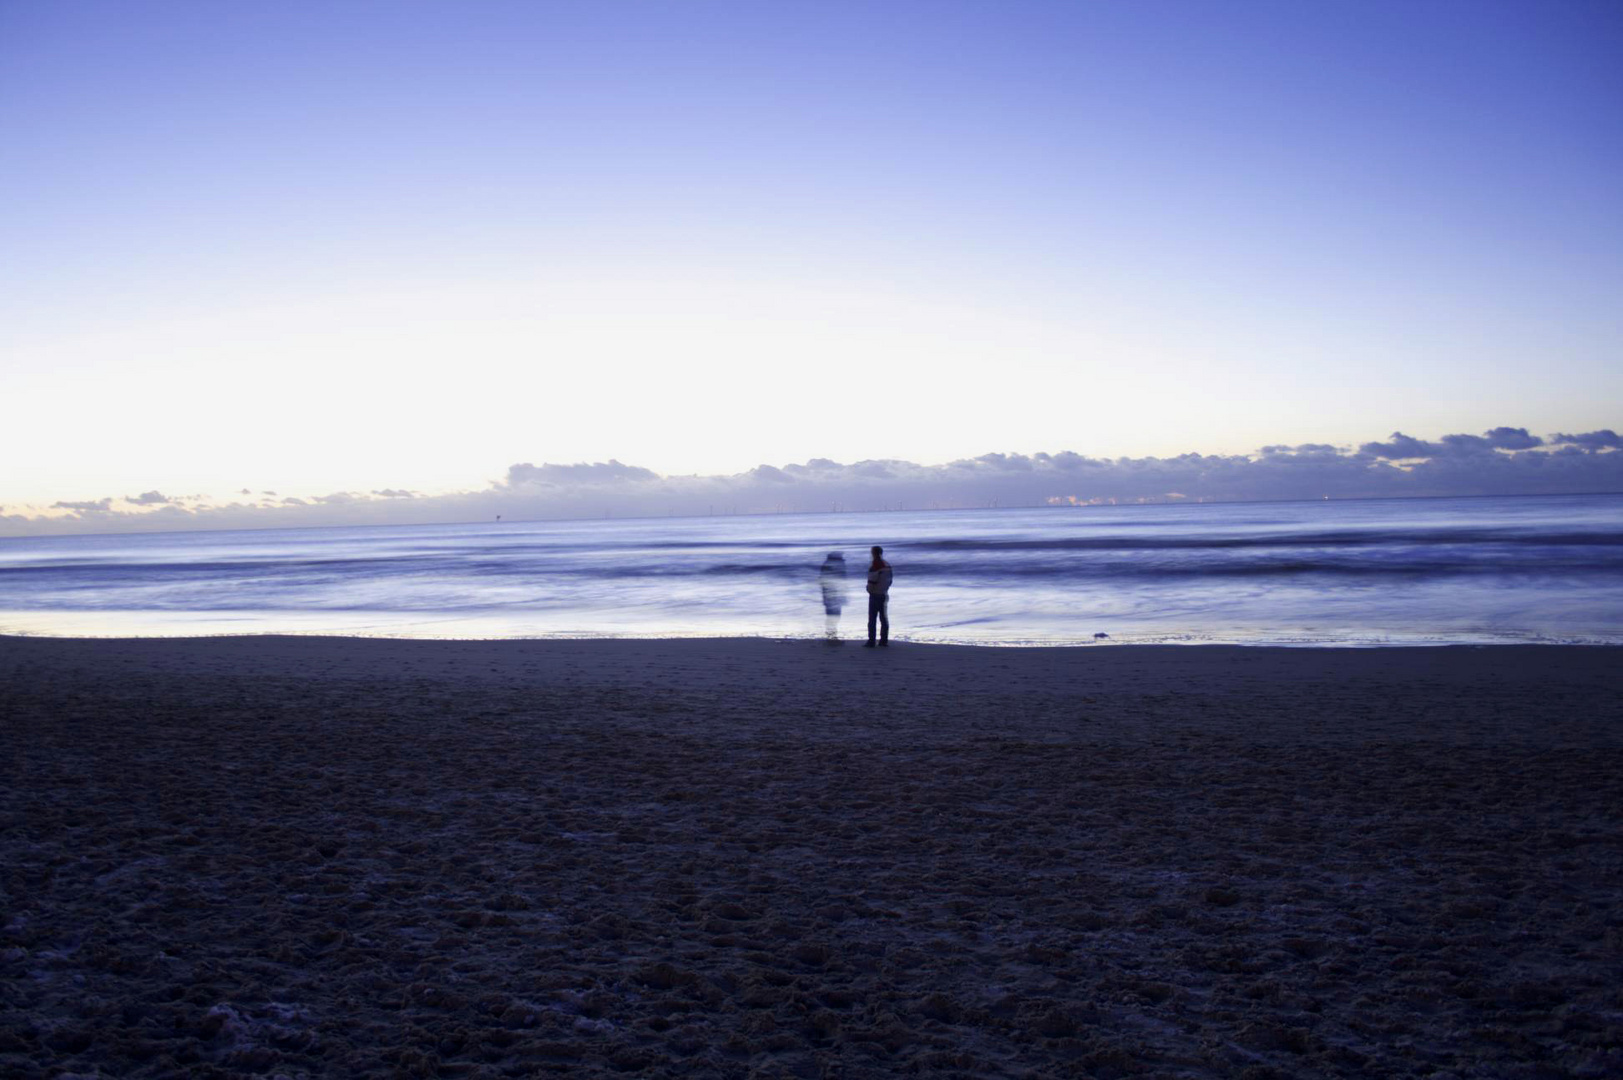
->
[5,426,1619,536]
[124,490,171,506]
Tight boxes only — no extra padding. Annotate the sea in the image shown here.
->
[2,493,1620,646]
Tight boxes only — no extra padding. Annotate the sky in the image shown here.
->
[2,0,1620,530]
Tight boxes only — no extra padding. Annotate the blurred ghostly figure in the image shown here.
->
[819,553,848,642]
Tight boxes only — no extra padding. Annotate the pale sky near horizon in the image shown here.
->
[2,0,1619,508]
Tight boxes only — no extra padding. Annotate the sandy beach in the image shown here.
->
[2,636,1620,1079]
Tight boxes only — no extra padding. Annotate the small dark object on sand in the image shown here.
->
[1094,632,1109,640]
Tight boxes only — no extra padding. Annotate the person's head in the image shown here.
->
[827,552,843,561]
[871,545,884,564]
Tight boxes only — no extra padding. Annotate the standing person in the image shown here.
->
[865,545,893,647]
[819,552,847,643]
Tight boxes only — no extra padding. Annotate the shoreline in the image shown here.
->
[5,629,1622,648]
[9,631,1623,657]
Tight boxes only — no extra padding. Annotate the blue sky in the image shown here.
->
[2,0,1619,519]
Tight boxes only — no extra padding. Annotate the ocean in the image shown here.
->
[2,493,1620,645]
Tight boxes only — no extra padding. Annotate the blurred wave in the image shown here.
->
[1,493,1620,644]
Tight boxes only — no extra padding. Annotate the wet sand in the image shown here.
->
[3,636,1621,1078]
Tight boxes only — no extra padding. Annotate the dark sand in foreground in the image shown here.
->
[3,637,1621,1079]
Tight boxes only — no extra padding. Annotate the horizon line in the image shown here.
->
[6,488,1621,545]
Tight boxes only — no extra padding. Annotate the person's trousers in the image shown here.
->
[867,594,889,644]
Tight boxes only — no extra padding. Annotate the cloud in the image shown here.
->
[849,460,897,479]
[51,497,113,513]
[1358,432,1438,459]
[1361,426,1557,459]
[973,452,1035,472]
[1482,426,1543,450]
[1260,443,1340,456]
[795,458,844,472]
[748,465,792,484]
[124,490,171,505]
[6,423,1619,536]
[503,460,658,487]
[1551,429,1622,450]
